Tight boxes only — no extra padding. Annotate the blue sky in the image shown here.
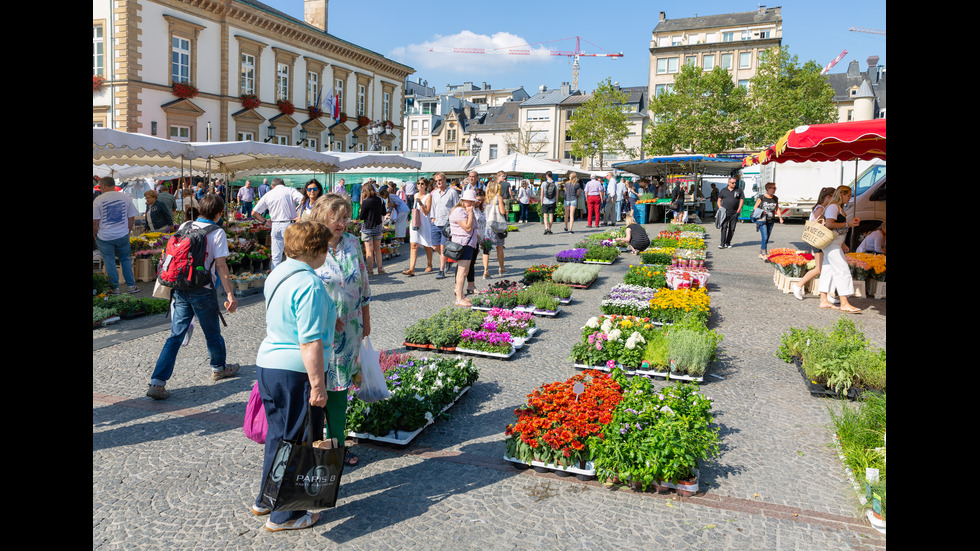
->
[262,1,886,93]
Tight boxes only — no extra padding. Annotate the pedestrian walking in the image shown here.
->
[753,182,784,259]
[448,189,480,307]
[147,193,239,400]
[429,173,459,280]
[358,184,386,275]
[309,194,372,468]
[792,187,836,300]
[818,186,863,314]
[252,177,305,269]
[483,181,508,277]
[716,176,744,249]
[584,175,604,227]
[402,180,434,276]
[237,180,256,218]
[539,174,557,234]
[563,172,582,233]
[253,220,336,531]
[296,179,323,222]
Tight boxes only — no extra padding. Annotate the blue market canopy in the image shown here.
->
[612,154,742,178]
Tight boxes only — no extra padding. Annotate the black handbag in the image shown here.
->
[257,405,345,512]
[442,239,464,261]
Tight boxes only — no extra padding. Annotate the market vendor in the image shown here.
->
[855,222,886,254]
[143,190,173,232]
[615,213,650,254]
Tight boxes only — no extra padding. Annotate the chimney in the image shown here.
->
[867,56,880,85]
[846,59,860,78]
[560,82,570,95]
[758,4,766,14]
[659,11,666,22]
[304,0,328,32]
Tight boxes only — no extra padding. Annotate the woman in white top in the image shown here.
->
[792,187,835,301]
[401,180,434,276]
[818,186,862,313]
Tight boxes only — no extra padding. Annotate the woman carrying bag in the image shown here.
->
[752,182,783,259]
[448,189,480,307]
[818,186,862,313]
[792,187,836,301]
[310,193,372,467]
[482,181,508,277]
[253,221,336,532]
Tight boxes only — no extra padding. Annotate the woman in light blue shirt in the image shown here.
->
[254,221,337,532]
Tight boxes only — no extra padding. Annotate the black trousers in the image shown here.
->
[720,214,738,246]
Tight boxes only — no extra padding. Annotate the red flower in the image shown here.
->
[276,100,295,115]
[172,81,199,99]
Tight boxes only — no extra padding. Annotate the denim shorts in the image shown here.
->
[360,224,383,241]
[430,224,446,246]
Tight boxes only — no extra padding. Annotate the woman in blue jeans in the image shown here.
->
[753,182,783,258]
[254,221,337,532]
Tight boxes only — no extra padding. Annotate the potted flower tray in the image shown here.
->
[512,305,562,317]
[562,277,598,290]
[831,434,886,535]
[502,454,596,481]
[583,258,616,265]
[572,362,636,376]
[653,468,700,497]
[511,327,538,350]
[792,358,881,401]
[454,345,516,360]
[349,386,471,446]
[403,341,435,351]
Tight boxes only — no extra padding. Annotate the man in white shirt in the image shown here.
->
[147,193,239,400]
[93,176,140,294]
[462,170,480,194]
[429,172,460,279]
[611,173,626,223]
[252,177,305,269]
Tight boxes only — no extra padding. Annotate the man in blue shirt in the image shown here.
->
[257,178,270,198]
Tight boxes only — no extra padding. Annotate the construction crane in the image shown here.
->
[429,36,622,92]
[849,27,886,36]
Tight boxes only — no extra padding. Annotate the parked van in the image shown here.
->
[844,160,886,249]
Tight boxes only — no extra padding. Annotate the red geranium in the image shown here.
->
[172,81,199,99]
[276,99,295,115]
[504,371,622,468]
[240,94,260,110]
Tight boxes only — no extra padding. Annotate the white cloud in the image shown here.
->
[389,30,555,73]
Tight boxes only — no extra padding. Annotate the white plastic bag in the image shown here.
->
[356,336,390,403]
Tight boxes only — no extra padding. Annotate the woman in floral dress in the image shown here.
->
[309,193,371,466]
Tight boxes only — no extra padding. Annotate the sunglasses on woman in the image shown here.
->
[306,187,319,192]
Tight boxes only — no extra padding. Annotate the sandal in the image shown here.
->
[345,449,359,466]
[252,504,271,516]
[377,268,386,275]
[366,269,375,276]
[402,269,415,276]
[454,299,473,308]
[265,511,320,532]
[423,267,433,273]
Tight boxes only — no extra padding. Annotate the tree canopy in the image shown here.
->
[568,77,635,168]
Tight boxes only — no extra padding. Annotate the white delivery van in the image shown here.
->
[757,159,881,220]
[844,160,886,249]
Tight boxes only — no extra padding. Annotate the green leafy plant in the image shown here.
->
[550,263,600,286]
[93,306,118,323]
[828,392,886,520]
[589,375,720,489]
[666,326,721,377]
[584,244,619,262]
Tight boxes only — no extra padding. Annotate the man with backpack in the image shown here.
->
[147,193,239,400]
[540,171,557,235]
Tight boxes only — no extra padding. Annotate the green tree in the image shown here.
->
[568,78,635,169]
[742,46,837,149]
[643,64,747,156]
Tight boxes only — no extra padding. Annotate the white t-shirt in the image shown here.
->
[93,190,138,241]
[253,184,304,222]
[184,220,230,288]
[856,229,884,253]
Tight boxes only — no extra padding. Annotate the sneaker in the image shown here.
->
[146,384,170,400]
[435,271,446,280]
[718,244,726,249]
[128,285,141,294]
[211,363,241,381]
[109,287,121,295]
[792,283,804,301]
[252,504,271,516]
[265,511,320,532]
[725,244,733,248]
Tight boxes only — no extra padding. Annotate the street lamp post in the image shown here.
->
[366,120,391,151]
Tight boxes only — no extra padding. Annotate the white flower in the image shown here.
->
[600,319,613,333]
[424,411,434,423]
[585,317,599,329]
[625,339,636,350]
[608,329,622,341]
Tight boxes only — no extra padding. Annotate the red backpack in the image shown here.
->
[157,222,223,291]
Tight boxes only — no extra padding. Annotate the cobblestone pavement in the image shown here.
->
[94,214,886,550]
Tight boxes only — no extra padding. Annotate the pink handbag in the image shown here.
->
[243,381,267,444]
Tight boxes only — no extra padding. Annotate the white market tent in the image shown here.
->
[469,152,591,179]
[93,128,342,181]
